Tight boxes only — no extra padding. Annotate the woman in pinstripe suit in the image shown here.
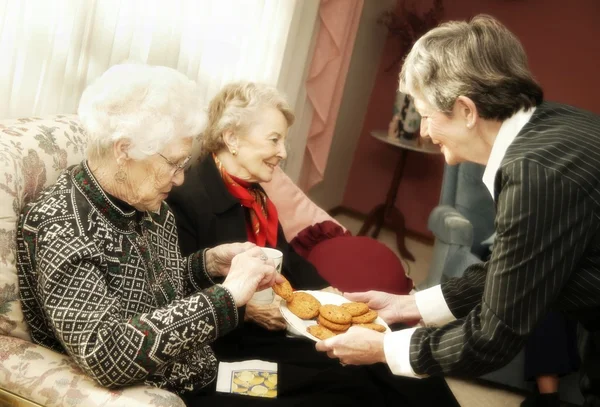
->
[317,14,600,407]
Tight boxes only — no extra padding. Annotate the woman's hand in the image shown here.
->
[205,242,256,277]
[244,297,287,331]
[343,291,421,325]
[221,247,282,306]
[315,326,386,366]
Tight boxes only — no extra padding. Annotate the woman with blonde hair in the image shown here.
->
[169,82,332,332]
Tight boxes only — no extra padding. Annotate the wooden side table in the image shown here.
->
[358,131,441,261]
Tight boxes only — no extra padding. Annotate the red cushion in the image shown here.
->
[307,236,413,295]
[290,220,351,258]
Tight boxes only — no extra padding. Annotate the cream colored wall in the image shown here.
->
[307,0,395,210]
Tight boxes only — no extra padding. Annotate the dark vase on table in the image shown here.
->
[393,92,421,140]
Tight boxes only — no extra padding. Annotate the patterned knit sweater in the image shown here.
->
[16,161,239,393]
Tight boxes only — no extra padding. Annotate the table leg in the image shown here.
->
[386,206,414,261]
[358,149,415,261]
[358,204,385,238]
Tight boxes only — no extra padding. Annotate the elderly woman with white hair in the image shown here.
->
[16,64,281,397]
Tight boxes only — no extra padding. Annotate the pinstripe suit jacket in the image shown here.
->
[410,102,600,376]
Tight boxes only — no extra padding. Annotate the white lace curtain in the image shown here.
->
[0,0,313,120]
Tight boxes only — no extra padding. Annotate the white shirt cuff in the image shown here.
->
[414,285,456,326]
[384,328,423,378]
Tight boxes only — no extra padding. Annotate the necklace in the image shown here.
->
[133,214,174,306]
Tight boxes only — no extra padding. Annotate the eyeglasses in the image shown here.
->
[157,153,191,175]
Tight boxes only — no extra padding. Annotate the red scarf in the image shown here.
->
[214,154,279,247]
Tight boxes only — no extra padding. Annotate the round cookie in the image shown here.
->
[307,324,335,340]
[319,304,352,324]
[287,292,321,319]
[354,323,386,333]
[351,309,378,324]
[341,302,369,317]
[318,315,351,332]
[272,275,293,301]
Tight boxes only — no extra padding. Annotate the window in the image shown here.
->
[0,0,300,118]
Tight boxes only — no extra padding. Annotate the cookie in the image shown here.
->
[351,309,378,324]
[319,304,352,324]
[307,324,335,340]
[318,315,351,332]
[272,275,293,301]
[341,302,369,317]
[354,323,387,333]
[287,292,321,320]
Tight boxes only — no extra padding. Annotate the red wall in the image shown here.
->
[343,0,600,239]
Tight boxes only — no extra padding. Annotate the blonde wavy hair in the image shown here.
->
[202,82,294,154]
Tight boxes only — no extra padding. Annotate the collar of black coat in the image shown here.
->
[71,160,162,233]
[191,154,267,215]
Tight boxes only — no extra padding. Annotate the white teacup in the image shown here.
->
[250,247,283,305]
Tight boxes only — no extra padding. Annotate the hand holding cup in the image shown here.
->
[249,248,284,305]
[221,247,281,306]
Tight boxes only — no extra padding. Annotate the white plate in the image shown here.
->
[279,290,391,342]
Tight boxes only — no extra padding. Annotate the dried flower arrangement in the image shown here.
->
[378,0,444,141]
[378,0,444,72]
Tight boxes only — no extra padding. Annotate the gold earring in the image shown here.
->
[231,149,238,156]
[115,166,127,183]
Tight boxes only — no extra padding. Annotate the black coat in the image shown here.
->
[167,155,329,291]
[168,157,460,407]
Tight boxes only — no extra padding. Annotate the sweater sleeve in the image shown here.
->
[34,234,238,388]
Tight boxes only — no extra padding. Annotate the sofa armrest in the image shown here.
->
[420,206,476,290]
[427,205,474,248]
[0,335,184,407]
[441,248,481,281]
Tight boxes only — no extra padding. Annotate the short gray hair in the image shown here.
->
[78,63,206,160]
[202,82,294,154]
[399,14,543,120]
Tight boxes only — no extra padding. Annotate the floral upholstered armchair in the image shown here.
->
[0,115,185,407]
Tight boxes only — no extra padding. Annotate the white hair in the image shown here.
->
[78,63,207,160]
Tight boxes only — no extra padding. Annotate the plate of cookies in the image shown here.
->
[277,289,391,342]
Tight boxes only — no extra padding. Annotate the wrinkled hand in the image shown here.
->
[245,297,287,331]
[315,326,386,366]
[221,247,283,306]
[205,242,256,277]
[343,291,420,325]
